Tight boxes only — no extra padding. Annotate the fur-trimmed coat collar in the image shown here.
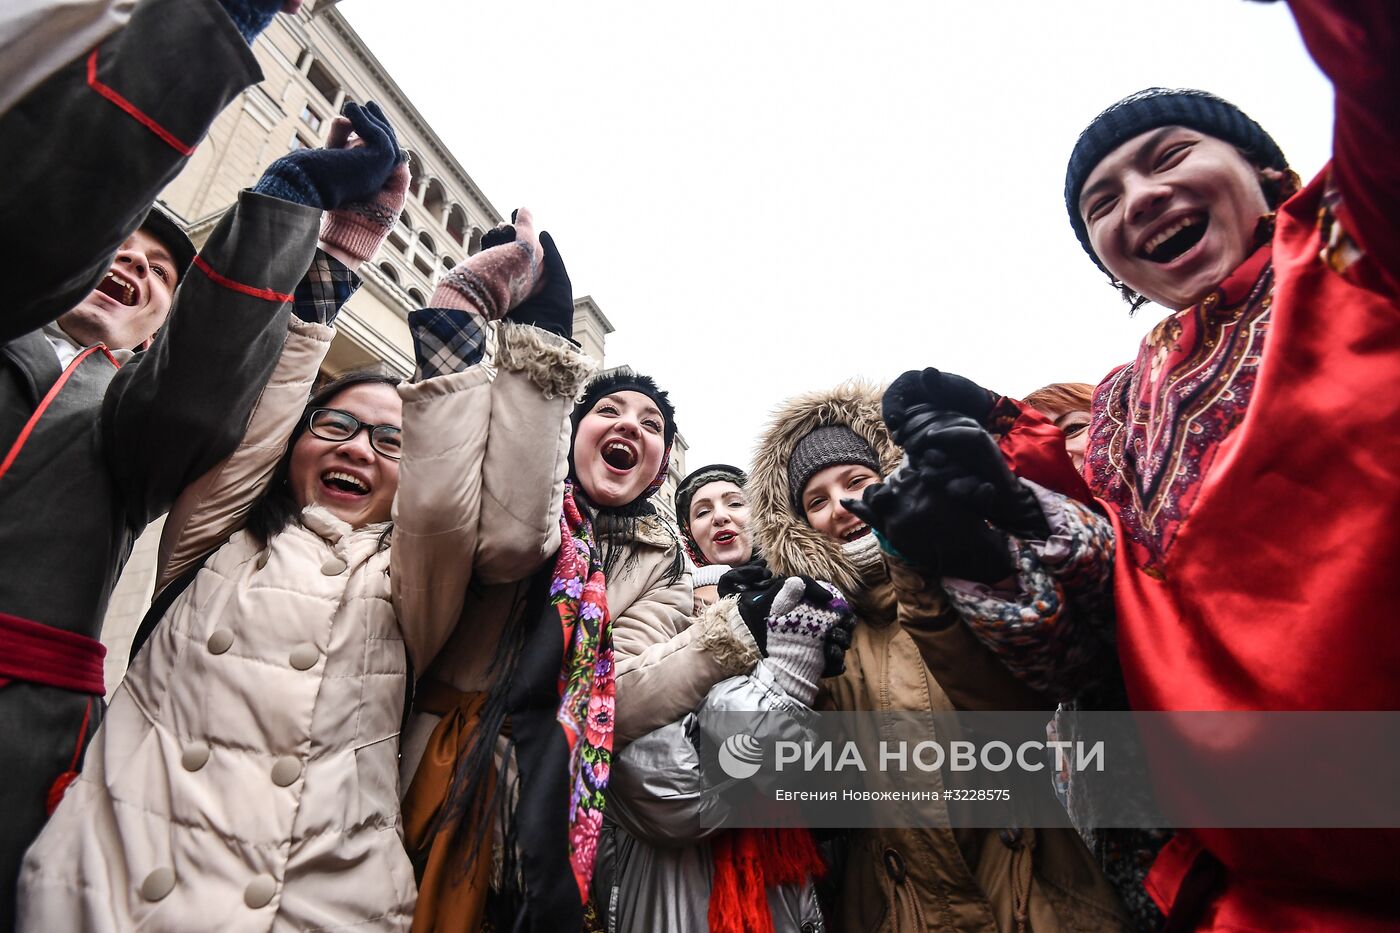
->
[747,380,900,600]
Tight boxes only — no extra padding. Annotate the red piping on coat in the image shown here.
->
[193,255,295,303]
[86,50,195,156]
[0,345,118,485]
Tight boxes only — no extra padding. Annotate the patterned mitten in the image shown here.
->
[253,102,401,211]
[218,0,302,44]
[318,116,410,264]
[764,577,853,705]
[430,207,544,321]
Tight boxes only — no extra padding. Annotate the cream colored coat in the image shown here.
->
[402,431,756,776]
[20,320,595,931]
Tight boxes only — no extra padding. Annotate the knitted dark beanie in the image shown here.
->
[570,367,677,449]
[569,367,676,508]
[787,425,880,512]
[1064,88,1288,272]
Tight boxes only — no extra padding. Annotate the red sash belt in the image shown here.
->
[0,611,106,695]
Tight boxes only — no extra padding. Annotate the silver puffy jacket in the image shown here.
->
[596,661,826,933]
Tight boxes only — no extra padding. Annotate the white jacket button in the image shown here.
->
[140,867,175,901]
[207,629,234,654]
[243,874,277,909]
[180,741,210,772]
[289,642,319,670]
[255,550,270,570]
[321,557,347,575]
[271,756,301,787]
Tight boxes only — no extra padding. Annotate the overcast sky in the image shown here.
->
[342,1,1333,471]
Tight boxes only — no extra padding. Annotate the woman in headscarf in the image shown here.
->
[675,463,753,611]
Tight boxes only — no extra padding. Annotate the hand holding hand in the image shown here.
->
[719,560,780,654]
[254,101,403,212]
[318,115,410,267]
[763,577,855,704]
[902,413,1050,541]
[843,464,1015,584]
[506,232,574,337]
[882,368,1000,444]
[430,208,544,320]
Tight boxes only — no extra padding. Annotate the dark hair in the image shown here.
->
[245,370,402,546]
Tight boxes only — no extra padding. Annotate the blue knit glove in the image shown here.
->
[253,101,402,211]
[218,0,302,45]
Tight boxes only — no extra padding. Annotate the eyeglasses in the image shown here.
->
[306,408,403,460]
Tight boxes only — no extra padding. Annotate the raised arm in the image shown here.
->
[0,0,292,341]
[613,584,761,746]
[101,191,319,526]
[103,104,405,533]
[1288,0,1400,293]
[391,212,596,671]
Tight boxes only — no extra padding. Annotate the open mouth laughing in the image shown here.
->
[321,469,371,498]
[1138,212,1209,264]
[712,529,739,547]
[842,524,872,543]
[95,269,139,307]
[601,438,639,472]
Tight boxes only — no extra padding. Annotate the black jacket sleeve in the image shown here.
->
[0,0,262,343]
[101,190,322,527]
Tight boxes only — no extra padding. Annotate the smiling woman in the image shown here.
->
[246,371,404,542]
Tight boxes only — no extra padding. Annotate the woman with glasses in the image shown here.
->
[19,209,597,932]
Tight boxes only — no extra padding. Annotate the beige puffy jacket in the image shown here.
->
[19,319,593,932]
[748,381,1130,933]
[402,444,758,775]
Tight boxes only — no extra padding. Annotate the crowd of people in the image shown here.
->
[0,0,1395,931]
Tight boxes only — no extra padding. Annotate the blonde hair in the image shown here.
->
[1022,382,1095,419]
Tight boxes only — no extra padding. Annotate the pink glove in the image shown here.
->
[429,207,544,320]
[317,115,410,265]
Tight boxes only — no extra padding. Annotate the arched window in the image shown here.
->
[423,178,447,218]
[406,287,426,307]
[441,255,455,274]
[446,205,467,246]
[378,262,399,284]
[467,226,484,256]
[417,231,436,256]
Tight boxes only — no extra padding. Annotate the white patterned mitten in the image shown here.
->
[764,577,854,705]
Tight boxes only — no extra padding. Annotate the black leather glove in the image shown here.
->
[823,609,856,678]
[903,413,1051,541]
[718,560,778,654]
[883,367,1000,444]
[253,102,402,211]
[843,465,1014,584]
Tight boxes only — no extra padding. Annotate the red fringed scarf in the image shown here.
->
[709,829,826,933]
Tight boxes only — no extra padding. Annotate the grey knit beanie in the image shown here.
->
[1065,88,1288,272]
[788,425,880,512]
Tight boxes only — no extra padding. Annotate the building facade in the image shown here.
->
[99,2,685,690]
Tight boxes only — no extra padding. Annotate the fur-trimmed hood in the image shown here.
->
[747,379,900,598]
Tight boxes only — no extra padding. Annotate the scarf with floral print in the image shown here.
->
[508,481,614,928]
